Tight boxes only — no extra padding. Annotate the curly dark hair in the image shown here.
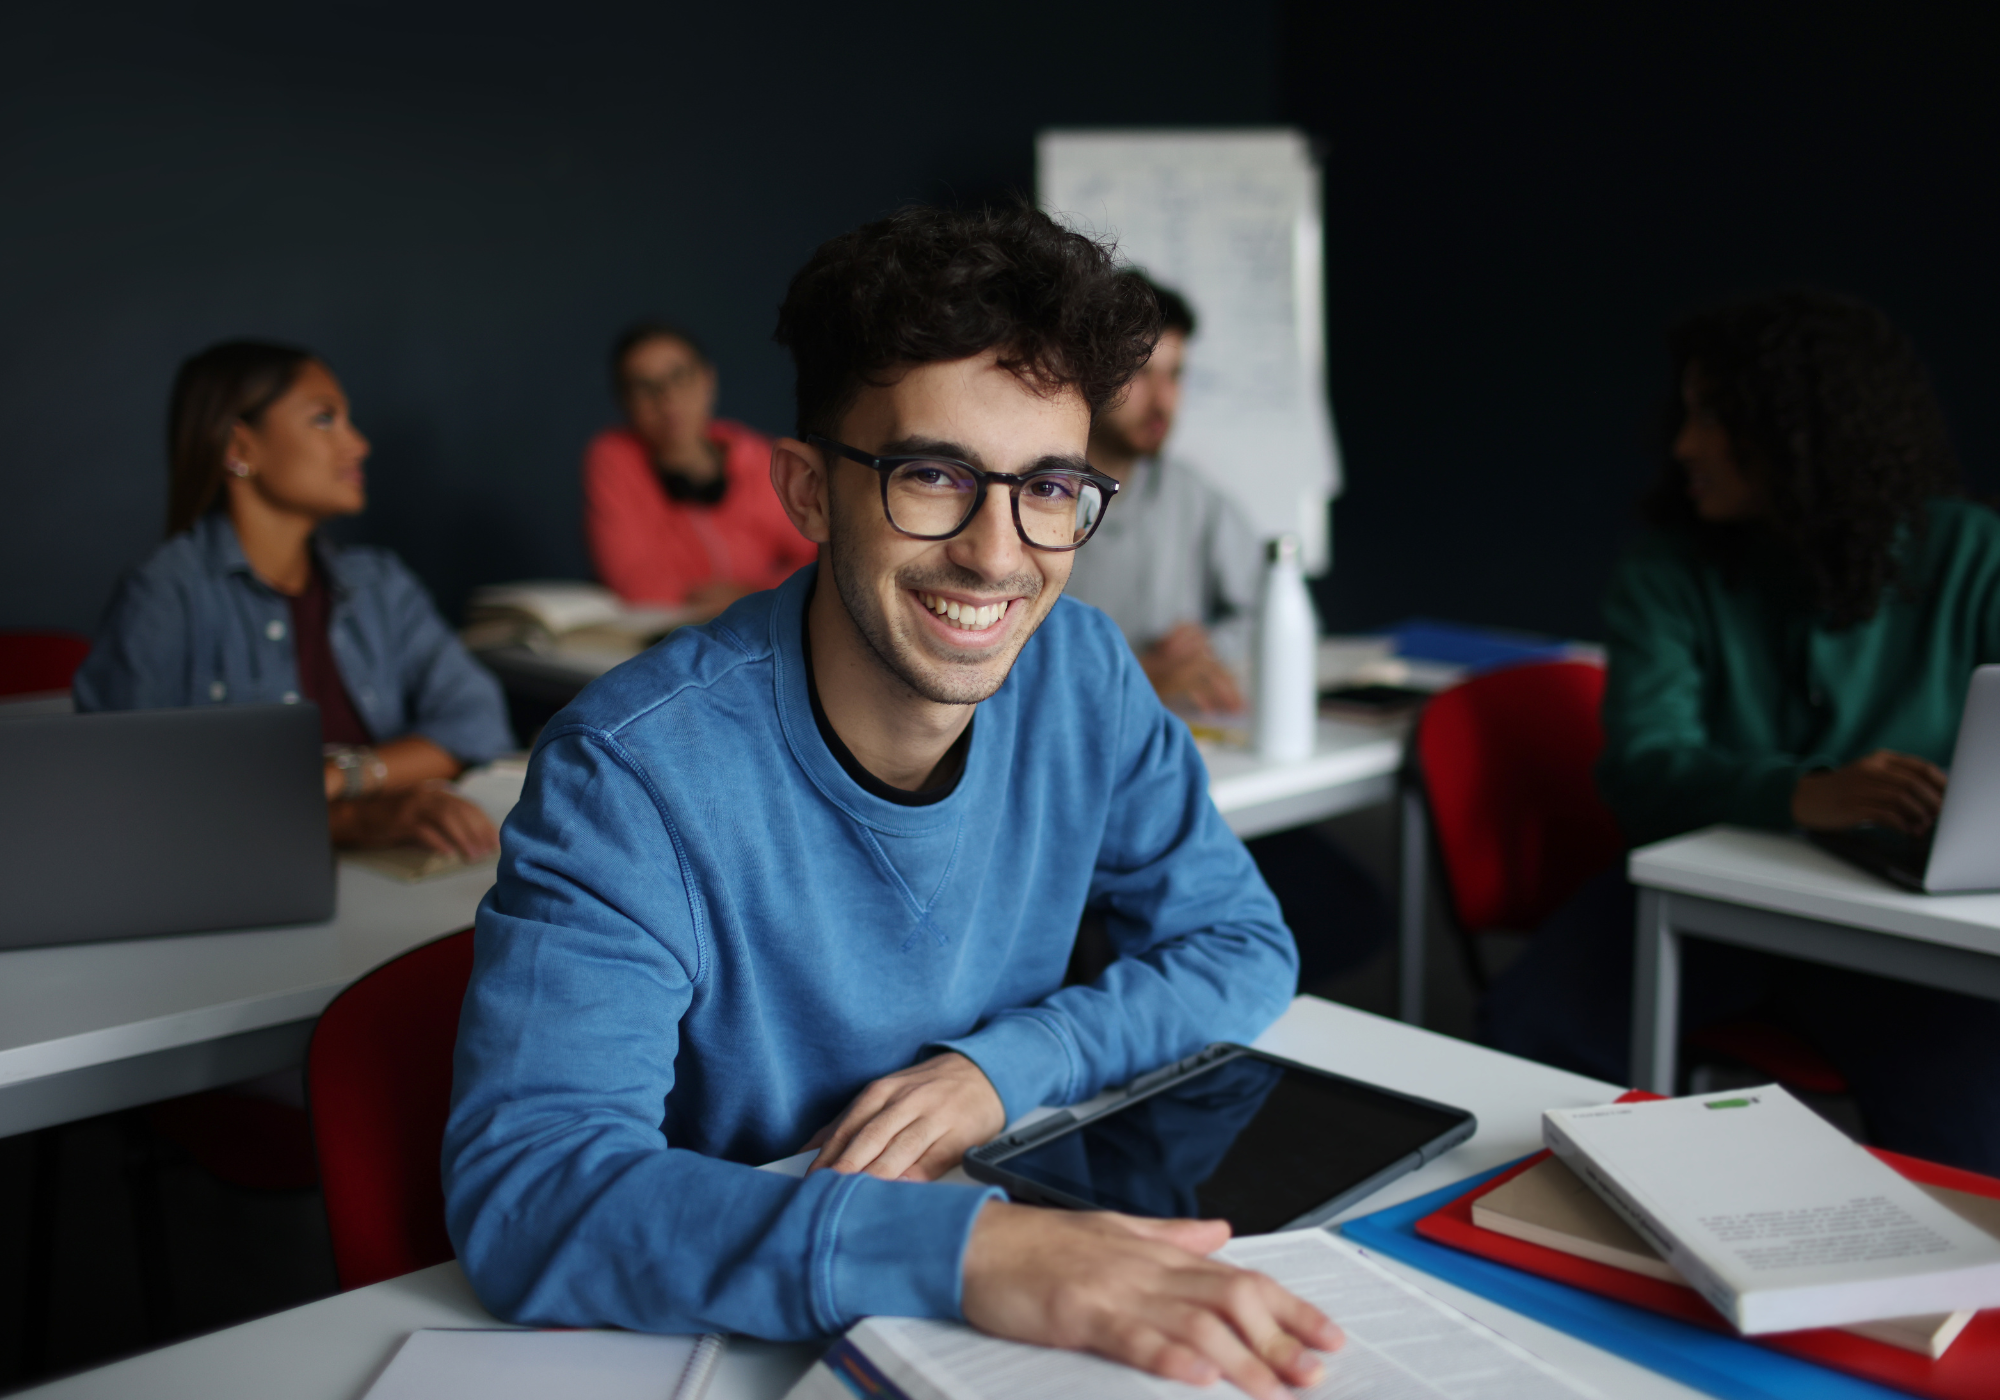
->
[1646,288,1961,628]
[773,204,1162,440]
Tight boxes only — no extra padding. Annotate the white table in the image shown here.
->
[15,994,1702,1400]
[0,718,1410,1139]
[1629,824,2000,1094]
[0,860,494,1137]
[1204,717,1403,840]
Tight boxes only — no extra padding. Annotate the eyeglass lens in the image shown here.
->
[885,460,1105,548]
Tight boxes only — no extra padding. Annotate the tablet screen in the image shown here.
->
[997,1053,1466,1233]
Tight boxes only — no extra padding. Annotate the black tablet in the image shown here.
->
[963,1044,1476,1234]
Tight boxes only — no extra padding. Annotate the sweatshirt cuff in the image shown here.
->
[933,1010,1079,1125]
[1741,759,1811,830]
[811,1173,1000,1329]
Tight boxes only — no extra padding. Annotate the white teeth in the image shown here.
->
[918,593,1006,629]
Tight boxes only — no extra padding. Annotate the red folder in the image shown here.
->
[1414,1092,2000,1400]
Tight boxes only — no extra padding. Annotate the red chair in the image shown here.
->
[1410,659,1847,1094]
[307,928,476,1290]
[0,629,91,697]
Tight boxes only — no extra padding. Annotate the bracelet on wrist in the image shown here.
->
[327,747,387,800]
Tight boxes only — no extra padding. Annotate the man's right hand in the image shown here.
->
[1791,749,1947,834]
[960,1202,1343,1400]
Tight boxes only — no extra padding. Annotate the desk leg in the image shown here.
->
[1631,889,1680,1094]
[1398,785,1427,1026]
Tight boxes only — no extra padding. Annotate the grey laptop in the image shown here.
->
[1810,663,2000,893]
[0,704,334,949]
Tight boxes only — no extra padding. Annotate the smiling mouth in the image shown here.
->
[915,591,1010,632]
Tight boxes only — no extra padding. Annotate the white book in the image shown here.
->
[785,1229,1597,1399]
[362,1327,724,1400]
[1544,1086,2000,1335]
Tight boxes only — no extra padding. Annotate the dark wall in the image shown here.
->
[0,1,1278,633]
[1287,1,2000,639]
[7,4,1995,647]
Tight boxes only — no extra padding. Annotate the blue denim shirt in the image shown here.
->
[74,512,512,763]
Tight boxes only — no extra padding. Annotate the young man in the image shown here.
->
[1065,272,1261,716]
[445,207,1340,1398]
[582,322,816,612]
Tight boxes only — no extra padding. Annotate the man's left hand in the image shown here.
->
[803,1052,1006,1182]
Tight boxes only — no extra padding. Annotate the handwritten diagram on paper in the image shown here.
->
[1038,129,1342,573]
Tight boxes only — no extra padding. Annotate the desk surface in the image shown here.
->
[0,860,492,1096]
[0,723,1397,1131]
[1630,824,2000,955]
[17,997,1702,1400]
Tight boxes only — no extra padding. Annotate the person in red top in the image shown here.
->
[583,322,816,613]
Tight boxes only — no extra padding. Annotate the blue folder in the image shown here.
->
[1377,618,1571,671]
[1338,1162,1915,1400]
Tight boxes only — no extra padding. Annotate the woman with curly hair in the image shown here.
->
[1484,288,2000,1172]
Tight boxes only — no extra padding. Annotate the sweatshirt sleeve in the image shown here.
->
[936,636,1298,1121]
[1595,542,1807,845]
[374,553,513,764]
[584,433,691,605]
[442,729,998,1339]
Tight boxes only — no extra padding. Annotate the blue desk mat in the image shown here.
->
[1338,1161,1914,1400]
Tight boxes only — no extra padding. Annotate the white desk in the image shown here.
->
[0,724,1405,1141]
[1629,825,2000,1093]
[1204,717,1403,840]
[17,996,1704,1400]
[0,860,493,1137]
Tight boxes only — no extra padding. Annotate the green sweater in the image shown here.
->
[1597,498,2000,846]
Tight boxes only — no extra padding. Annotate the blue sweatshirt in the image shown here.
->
[442,564,1296,1340]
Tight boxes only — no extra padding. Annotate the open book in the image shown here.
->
[785,1229,1593,1399]
[460,581,697,662]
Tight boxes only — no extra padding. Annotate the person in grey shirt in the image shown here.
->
[1065,279,1260,714]
[1069,273,1390,987]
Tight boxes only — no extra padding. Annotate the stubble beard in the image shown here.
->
[827,492,1049,707]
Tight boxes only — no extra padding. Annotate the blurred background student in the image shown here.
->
[1067,270,1391,987]
[583,320,815,613]
[73,341,509,861]
[1482,288,2000,1172]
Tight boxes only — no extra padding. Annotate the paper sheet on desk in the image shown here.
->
[363,1328,723,1400]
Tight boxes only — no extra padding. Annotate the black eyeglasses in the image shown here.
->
[808,434,1119,552]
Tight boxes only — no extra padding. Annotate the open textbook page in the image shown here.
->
[786,1228,1595,1400]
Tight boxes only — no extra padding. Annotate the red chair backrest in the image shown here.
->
[307,927,475,1291]
[1415,660,1625,934]
[0,630,92,697]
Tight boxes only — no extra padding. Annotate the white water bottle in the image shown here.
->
[1253,534,1317,762]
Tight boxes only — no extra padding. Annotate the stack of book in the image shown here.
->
[459,581,695,663]
[1414,1086,2000,1397]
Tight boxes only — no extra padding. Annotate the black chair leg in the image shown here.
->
[119,1112,175,1342]
[20,1126,61,1380]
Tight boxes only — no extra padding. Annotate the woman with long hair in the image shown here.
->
[74,341,509,858]
[1483,289,2000,1172]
